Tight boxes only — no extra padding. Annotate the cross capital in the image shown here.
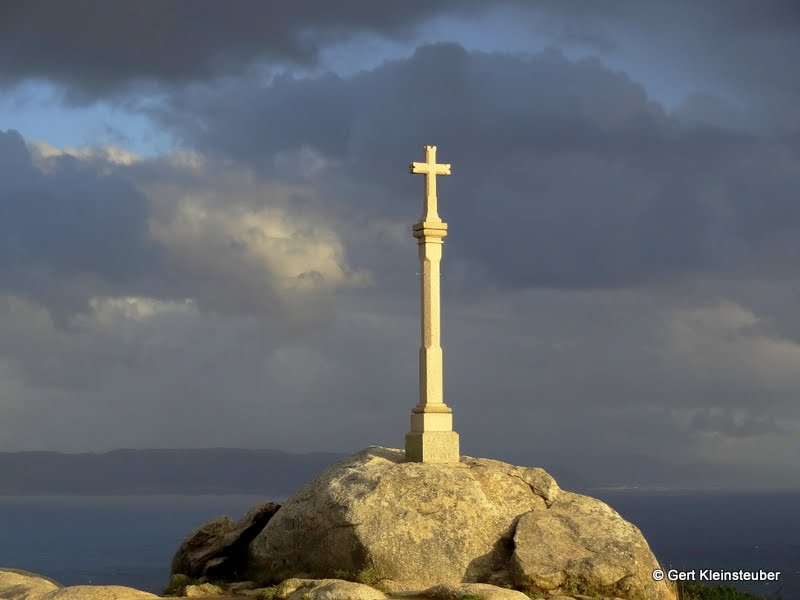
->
[410,145,451,222]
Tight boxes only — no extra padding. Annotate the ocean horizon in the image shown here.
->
[0,490,797,598]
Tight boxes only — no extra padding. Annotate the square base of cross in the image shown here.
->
[404,430,460,463]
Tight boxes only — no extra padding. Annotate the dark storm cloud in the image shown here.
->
[1,2,798,488]
[2,0,797,124]
[0,130,165,318]
[0,0,485,100]
[151,43,800,291]
[531,0,800,130]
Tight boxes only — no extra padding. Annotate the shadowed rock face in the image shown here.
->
[248,446,675,600]
[171,501,281,580]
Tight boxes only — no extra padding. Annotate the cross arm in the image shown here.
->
[410,162,451,175]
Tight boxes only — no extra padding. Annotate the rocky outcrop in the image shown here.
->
[248,446,675,600]
[171,501,281,580]
[239,579,629,600]
[184,583,225,597]
[0,567,648,600]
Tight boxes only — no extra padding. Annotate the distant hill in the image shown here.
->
[0,448,348,496]
[6,448,767,496]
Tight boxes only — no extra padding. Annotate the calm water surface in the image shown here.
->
[592,490,799,598]
[0,494,270,592]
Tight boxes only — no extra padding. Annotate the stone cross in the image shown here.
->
[410,145,451,222]
[405,145,460,463]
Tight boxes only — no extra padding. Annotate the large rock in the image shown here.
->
[248,446,675,600]
[171,501,280,580]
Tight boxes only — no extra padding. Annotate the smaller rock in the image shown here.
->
[309,581,386,600]
[511,491,674,600]
[185,583,224,597]
[273,578,386,600]
[273,578,310,597]
[514,466,560,507]
[42,586,158,600]
[0,569,61,600]
[1,570,161,600]
[172,501,281,581]
[172,515,235,576]
[419,583,530,600]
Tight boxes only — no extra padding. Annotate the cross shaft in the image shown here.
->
[405,145,459,463]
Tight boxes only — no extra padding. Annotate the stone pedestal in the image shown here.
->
[405,431,460,463]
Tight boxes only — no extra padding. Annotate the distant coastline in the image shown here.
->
[587,485,800,493]
[2,448,797,496]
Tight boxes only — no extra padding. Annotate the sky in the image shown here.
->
[1,0,799,489]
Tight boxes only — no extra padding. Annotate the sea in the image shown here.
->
[0,491,797,598]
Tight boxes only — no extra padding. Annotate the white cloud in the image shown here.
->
[27,139,143,172]
[86,296,195,323]
[140,163,373,311]
[662,300,800,392]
